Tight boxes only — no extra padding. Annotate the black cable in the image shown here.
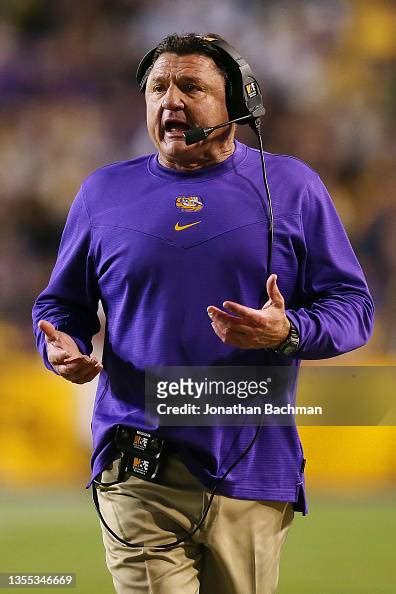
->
[255,117,274,277]
[92,118,274,550]
[92,420,264,550]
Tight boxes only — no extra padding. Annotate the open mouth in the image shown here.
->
[164,120,191,135]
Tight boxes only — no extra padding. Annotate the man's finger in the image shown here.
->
[265,274,284,308]
[48,349,72,365]
[210,321,249,349]
[61,357,101,375]
[210,303,262,326]
[64,354,95,365]
[210,321,225,343]
[57,360,100,380]
[68,364,102,384]
[38,320,59,342]
[208,312,256,336]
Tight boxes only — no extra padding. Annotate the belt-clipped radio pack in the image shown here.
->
[114,425,166,482]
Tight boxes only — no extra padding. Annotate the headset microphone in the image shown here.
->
[184,114,253,145]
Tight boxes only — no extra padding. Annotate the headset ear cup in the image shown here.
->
[209,36,265,122]
[224,65,249,120]
[226,78,246,120]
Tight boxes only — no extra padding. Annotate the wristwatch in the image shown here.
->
[273,319,300,355]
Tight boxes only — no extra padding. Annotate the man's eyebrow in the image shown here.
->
[178,75,206,85]
[149,73,206,85]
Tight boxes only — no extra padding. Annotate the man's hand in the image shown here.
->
[207,274,290,350]
[38,320,103,384]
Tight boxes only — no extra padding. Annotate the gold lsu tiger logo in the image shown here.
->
[175,196,204,212]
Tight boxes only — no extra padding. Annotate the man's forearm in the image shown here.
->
[285,290,374,359]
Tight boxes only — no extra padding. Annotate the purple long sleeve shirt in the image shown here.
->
[32,141,374,514]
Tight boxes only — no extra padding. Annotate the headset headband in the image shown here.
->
[136,34,265,123]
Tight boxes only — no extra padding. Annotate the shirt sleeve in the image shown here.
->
[32,184,100,371]
[285,175,374,359]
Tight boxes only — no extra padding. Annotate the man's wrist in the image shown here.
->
[273,318,300,355]
[277,317,291,345]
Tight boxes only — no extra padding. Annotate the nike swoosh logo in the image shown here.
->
[174,221,201,231]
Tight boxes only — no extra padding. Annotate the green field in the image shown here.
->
[1,490,395,593]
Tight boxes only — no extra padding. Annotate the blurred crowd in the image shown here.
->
[0,0,395,355]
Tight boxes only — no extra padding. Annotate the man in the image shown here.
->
[33,33,374,594]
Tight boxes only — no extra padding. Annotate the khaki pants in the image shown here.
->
[97,454,293,594]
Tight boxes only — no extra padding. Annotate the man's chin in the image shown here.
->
[160,139,195,159]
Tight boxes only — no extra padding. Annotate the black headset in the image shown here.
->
[136,34,266,128]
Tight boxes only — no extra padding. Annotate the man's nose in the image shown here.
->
[161,84,184,111]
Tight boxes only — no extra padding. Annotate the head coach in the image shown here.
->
[33,33,374,594]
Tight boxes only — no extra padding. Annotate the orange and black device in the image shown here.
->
[114,425,166,482]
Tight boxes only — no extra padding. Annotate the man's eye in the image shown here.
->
[153,84,165,93]
[184,83,200,93]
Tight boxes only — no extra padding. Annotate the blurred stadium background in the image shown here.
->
[0,0,395,592]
